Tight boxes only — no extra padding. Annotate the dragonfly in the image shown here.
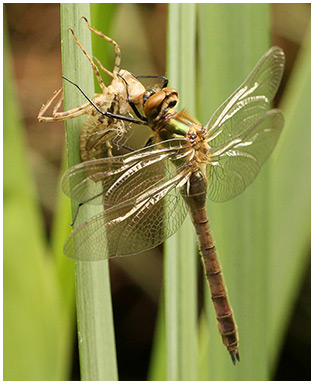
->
[62,46,285,364]
[38,17,167,160]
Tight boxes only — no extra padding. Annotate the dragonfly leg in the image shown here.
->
[38,87,90,122]
[82,17,121,76]
[93,55,114,79]
[71,190,105,227]
[144,136,155,147]
[68,27,107,93]
[63,75,145,125]
[106,140,113,158]
[71,203,83,227]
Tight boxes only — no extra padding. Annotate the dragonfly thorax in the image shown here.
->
[188,123,209,148]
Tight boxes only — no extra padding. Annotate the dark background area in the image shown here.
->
[4,3,310,380]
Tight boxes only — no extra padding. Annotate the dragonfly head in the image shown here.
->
[143,87,179,122]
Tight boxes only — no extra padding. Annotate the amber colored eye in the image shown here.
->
[144,91,165,119]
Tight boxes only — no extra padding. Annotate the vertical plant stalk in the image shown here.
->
[198,3,271,380]
[164,3,198,380]
[61,4,117,380]
[4,19,65,381]
[268,26,311,370]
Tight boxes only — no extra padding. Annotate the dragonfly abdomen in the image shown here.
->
[184,172,239,364]
[200,241,239,364]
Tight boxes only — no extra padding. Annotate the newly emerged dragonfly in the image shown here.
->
[38,17,167,160]
[62,47,285,364]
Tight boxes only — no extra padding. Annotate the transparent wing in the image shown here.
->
[204,46,285,202]
[80,114,130,160]
[64,166,190,261]
[206,46,285,148]
[62,138,191,206]
[207,109,284,202]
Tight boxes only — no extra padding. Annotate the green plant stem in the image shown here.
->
[268,26,311,371]
[60,4,117,380]
[198,3,270,380]
[164,4,198,380]
[4,17,65,381]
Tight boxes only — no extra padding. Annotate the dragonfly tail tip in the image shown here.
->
[230,350,240,365]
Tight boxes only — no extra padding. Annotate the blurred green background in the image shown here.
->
[4,3,310,380]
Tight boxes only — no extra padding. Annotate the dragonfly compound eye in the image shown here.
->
[144,88,179,121]
[144,91,167,120]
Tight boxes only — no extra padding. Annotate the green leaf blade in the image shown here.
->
[268,27,311,371]
[198,3,271,380]
[164,4,198,380]
[61,4,118,380]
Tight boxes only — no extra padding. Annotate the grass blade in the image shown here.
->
[60,4,117,380]
[164,4,198,380]
[268,27,311,370]
[4,17,65,380]
[198,3,271,379]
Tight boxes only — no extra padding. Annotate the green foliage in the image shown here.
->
[61,4,117,380]
[90,3,118,90]
[198,4,271,380]
[4,15,73,381]
[4,4,118,380]
[164,4,198,380]
[268,26,311,371]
